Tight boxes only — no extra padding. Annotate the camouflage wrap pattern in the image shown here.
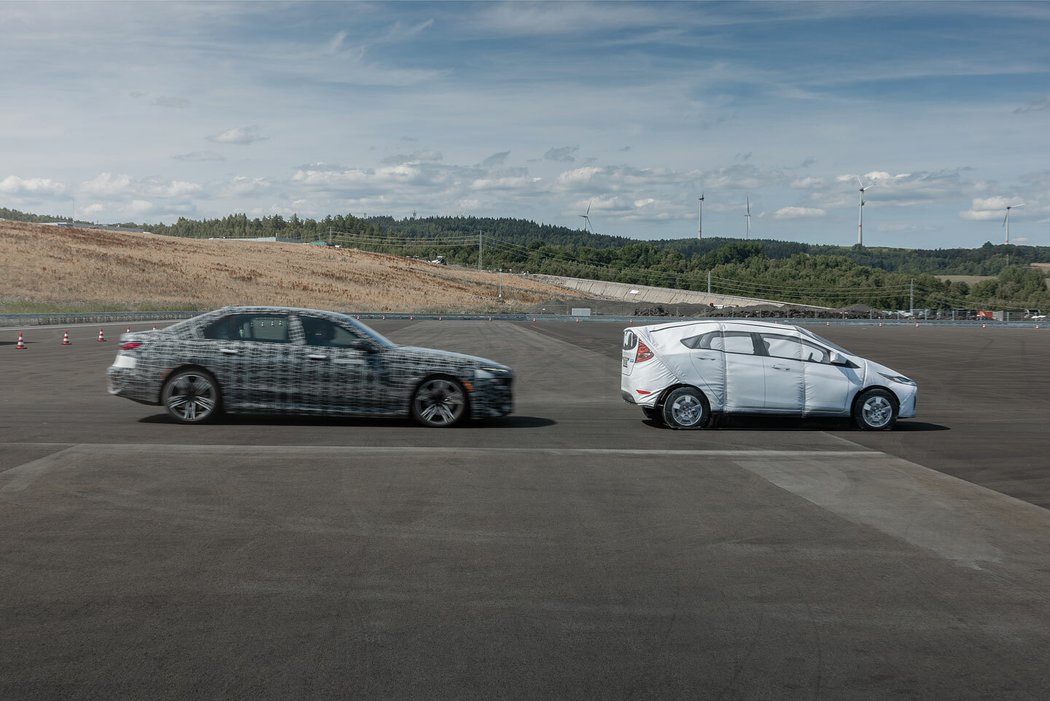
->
[107,306,513,421]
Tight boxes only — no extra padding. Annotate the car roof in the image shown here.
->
[626,319,797,334]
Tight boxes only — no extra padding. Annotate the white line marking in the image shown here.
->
[0,442,879,458]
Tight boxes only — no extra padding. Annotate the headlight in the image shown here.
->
[879,372,915,386]
[477,366,512,379]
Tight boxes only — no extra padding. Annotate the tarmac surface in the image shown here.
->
[3,320,1050,699]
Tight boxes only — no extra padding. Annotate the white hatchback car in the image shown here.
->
[621,320,917,430]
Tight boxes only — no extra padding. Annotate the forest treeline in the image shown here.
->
[5,208,1049,310]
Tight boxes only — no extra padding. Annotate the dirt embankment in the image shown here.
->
[0,221,587,313]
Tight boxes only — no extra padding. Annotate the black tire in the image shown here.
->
[853,388,898,430]
[661,386,710,429]
[162,369,221,424]
[411,376,468,427]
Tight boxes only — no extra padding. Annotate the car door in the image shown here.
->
[721,327,765,411]
[297,314,384,414]
[200,312,295,411]
[756,330,806,413]
[683,327,727,409]
[799,338,858,415]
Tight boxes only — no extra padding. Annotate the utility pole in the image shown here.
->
[478,231,483,271]
[697,194,704,239]
[910,279,914,317]
[707,270,712,294]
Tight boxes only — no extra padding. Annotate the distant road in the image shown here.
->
[532,273,830,309]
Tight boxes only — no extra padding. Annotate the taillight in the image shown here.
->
[635,340,654,363]
[120,342,143,351]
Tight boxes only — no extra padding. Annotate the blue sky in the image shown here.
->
[1,1,1048,248]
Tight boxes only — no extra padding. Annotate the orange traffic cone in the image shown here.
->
[97,328,107,342]
[62,331,71,345]
[15,331,26,350]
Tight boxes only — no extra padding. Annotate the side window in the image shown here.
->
[203,315,237,340]
[722,331,757,355]
[801,339,831,364]
[301,316,364,348]
[205,314,289,343]
[681,330,723,350]
[244,314,290,343]
[760,333,803,360]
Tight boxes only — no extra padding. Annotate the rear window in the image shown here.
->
[623,330,638,351]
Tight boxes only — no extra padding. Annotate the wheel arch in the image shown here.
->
[656,382,705,408]
[850,384,900,416]
[158,364,224,405]
[410,372,473,420]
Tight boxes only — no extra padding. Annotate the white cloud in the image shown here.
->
[554,166,603,189]
[79,173,202,202]
[208,125,267,145]
[774,206,826,220]
[960,196,1024,221]
[0,175,66,195]
[173,151,225,162]
[80,173,134,197]
[223,176,273,197]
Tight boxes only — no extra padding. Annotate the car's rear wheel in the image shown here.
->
[411,376,468,427]
[162,369,221,424]
[661,386,710,429]
[853,388,898,430]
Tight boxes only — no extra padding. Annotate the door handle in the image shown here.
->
[308,354,329,361]
[771,364,791,371]
[220,348,238,355]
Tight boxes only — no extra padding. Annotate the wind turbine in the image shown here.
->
[856,176,877,246]
[697,193,704,239]
[1003,203,1024,244]
[745,196,751,239]
[579,200,593,233]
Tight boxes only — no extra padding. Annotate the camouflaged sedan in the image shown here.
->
[107,306,514,427]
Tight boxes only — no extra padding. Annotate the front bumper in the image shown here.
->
[471,376,514,418]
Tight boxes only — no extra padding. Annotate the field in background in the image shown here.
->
[0,221,588,313]
[939,272,1050,292]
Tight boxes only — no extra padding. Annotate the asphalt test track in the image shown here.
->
[3,320,1050,699]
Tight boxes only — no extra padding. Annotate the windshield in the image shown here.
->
[333,312,397,349]
[798,327,854,356]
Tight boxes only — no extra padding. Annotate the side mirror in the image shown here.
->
[349,339,378,353]
[829,350,846,366]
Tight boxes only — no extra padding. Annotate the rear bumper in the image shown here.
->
[106,366,160,406]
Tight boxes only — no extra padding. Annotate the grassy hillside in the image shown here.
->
[0,221,584,313]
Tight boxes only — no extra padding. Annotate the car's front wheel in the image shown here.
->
[162,369,221,424]
[661,386,710,429]
[853,388,898,430]
[411,376,468,427]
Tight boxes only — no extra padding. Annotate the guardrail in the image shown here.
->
[3,310,1046,331]
[0,311,198,328]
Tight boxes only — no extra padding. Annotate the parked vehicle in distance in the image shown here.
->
[107,306,513,427]
[621,320,917,430]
